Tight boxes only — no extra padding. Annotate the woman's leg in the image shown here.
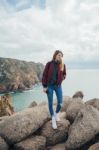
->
[47,85,57,129]
[54,85,63,113]
[47,85,54,116]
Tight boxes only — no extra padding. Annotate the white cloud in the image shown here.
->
[0,0,99,67]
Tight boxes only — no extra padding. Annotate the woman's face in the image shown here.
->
[55,52,63,61]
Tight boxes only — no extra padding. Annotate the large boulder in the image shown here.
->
[88,143,99,150]
[61,96,73,112]
[28,101,38,108]
[72,91,84,99]
[13,136,46,150]
[86,98,99,110]
[0,136,9,150]
[65,105,99,150]
[0,105,49,144]
[66,98,84,123]
[41,119,70,146]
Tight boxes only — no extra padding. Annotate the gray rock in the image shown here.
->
[0,115,10,122]
[88,142,99,150]
[0,105,49,144]
[66,98,84,123]
[28,101,37,108]
[13,136,46,150]
[61,96,73,112]
[72,91,84,99]
[41,119,70,146]
[65,105,99,150]
[59,112,66,120]
[86,98,99,110]
[0,136,9,150]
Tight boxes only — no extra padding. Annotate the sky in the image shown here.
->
[0,0,99,69]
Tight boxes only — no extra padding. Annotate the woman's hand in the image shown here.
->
[43,87,48,93]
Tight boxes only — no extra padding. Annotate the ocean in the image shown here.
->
[11,69,99,112]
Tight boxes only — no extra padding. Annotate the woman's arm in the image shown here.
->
[42,62,50,88]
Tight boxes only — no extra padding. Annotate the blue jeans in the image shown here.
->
[46,85,63,116]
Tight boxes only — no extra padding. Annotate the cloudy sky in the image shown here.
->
[0,0,99,69]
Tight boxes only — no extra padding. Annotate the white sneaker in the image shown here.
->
[52,115,57,129]
[54,112,60,122]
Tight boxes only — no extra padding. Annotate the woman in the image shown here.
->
[42,50,66,129]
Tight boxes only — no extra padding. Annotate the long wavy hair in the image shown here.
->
[52,50,64,71]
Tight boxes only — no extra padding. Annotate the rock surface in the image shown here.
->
[0,91,99,150]
[66,98,84,123]
[86,98,99,110]
[0,136,9,150]
[72,91,84,99]
[61,96,73,112]
[65,105,99,150]
[13,136,46,150]
[41,119,70,146]
[0,105,49,144]
[88,142,99,150]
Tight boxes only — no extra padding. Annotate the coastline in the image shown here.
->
[0,82,41,95]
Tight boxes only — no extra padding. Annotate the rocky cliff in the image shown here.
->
[0,57,44,93]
